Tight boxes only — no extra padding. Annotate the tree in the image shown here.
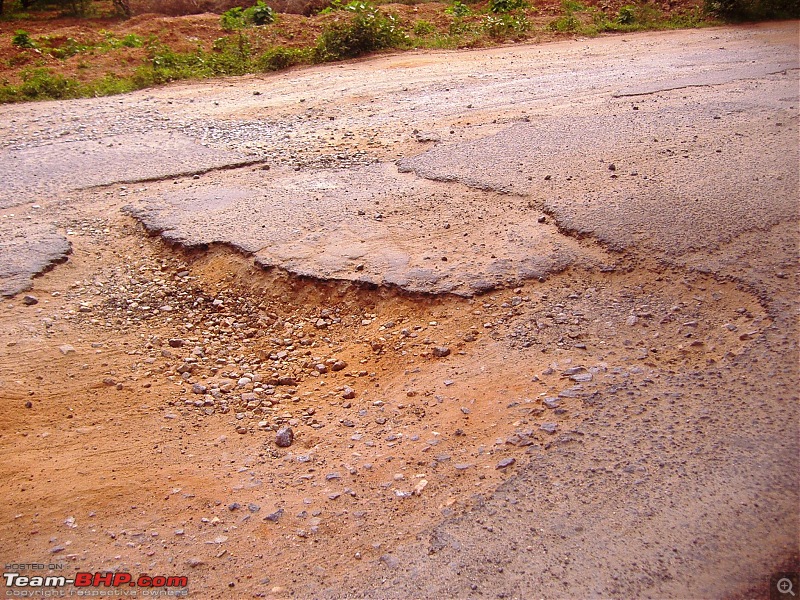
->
[111,0,131,16]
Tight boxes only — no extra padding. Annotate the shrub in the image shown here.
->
[482,12,529,36]
[413,19,435,34]
[221,6,247,28]
[11,30,36,49]
[616,4,636,23]
[444,0,470,15]
[314,3,407,61]
[221,2,275,30]
[548,0,585,31]
[704,0,799,18]
[250,0,275,23]
[18,67,80,99]
[548,13,580,29]
[448,16,472,34]
[488,0,528,13]
[257,46,308,70]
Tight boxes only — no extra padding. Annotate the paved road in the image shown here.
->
[0,21,797,599]
[2,22,797,298]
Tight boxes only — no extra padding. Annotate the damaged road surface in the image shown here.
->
[0,21,797,599]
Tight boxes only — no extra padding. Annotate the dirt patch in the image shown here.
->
[0,208,775,597]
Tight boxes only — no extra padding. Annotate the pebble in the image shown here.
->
[496,457,516,469]
[543,397,560,409]
[570,372,593,382]
[59,344,75,355]
[540,423,558,434]
[341,386,356,399]
[432,346,451,358]
[263,508,284,523]
[379,554,399,569]
[22,295,39,306]
[275,426,294,448]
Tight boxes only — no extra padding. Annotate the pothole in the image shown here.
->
[0,215,775,596]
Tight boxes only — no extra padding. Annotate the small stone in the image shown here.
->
[432,346,451,358]
[263,508,284,523]
[570,372,592,382]
[187,558,204,568]
[50,546,66,554]
[543,397,559,409]
[537,215,546,223]
[192,383,207,395]
[540,423,558,434]
[275,426,294,448]
[331,360,347,372]
[496,457,516,469]
[59,345,75,355]
[379,554,399,569]
[608,163,616,171]
[168,339,185,348]
[341,386,356,400]
[25,401,33,409]
[228,503,241,511]
[22,295,38,306]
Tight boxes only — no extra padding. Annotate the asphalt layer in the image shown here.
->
[0,21,797,600]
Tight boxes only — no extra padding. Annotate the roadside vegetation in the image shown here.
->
[0,0,795,103]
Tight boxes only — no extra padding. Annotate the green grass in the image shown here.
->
[0,0,727,104]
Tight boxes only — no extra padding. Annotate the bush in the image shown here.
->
[257,46,308,70]
[704,0,799,18]
[18,67,80,99]
[548,13,580,29]
[221,1,275,30]
[221,6,247,28]
[314,3,407,61]
[250,0,275,23]
[482,12,529,36]
[444,0,470,15]
[412,19,435,34]
[488,0,527,13]
[616,4,636,23]
[11,30,36,48]
[548,0,585,31]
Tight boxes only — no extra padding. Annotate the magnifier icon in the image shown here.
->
[778,578,796,596]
